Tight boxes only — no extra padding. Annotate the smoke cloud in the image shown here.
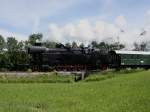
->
[48,16,142,45]
[47,14,150,50]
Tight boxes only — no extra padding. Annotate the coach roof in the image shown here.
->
[115,50,150,55]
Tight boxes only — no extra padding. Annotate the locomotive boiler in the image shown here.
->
[28,44,109,71]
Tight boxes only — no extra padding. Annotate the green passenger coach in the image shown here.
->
[115,51,150,68]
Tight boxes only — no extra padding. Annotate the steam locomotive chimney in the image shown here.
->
[34,42,42,46]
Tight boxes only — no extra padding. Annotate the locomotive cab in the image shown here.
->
[108,51,121,68]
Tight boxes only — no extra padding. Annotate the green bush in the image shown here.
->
[0,73,74,83]
[84,69,144,82]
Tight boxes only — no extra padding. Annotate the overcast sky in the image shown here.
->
[0,0,150,45]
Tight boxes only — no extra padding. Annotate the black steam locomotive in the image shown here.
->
[28,43,109,71]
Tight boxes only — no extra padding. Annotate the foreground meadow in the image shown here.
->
[0,70,150,112]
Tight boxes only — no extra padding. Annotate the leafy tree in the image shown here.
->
[109,42,125,50]
[72,41,78,48]
[134,42,142,51]
[133,42,148,51]
[0,35,7,69]
[28,33,43,45]
[6,37,29,70]
[0,52,8,69]
[91,41,125,51]
[99,42,109,50]
[0,35,6,52]
[91,41,99,48]
[6,37,18,69]
[65,43,71,48]
[7,37,18,51]
[17,41,24,50]
[140,42,147,51]
[79,43,85,48]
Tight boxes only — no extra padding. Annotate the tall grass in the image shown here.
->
[85,68,144,82]
[0,72,74,83]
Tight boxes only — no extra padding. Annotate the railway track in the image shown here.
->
[0,72,51,76]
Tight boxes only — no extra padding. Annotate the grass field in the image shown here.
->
[0,70,150,112]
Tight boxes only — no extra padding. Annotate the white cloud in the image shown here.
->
[115,15,127,29]
[145,10,150,25]
[104,0,113,8]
